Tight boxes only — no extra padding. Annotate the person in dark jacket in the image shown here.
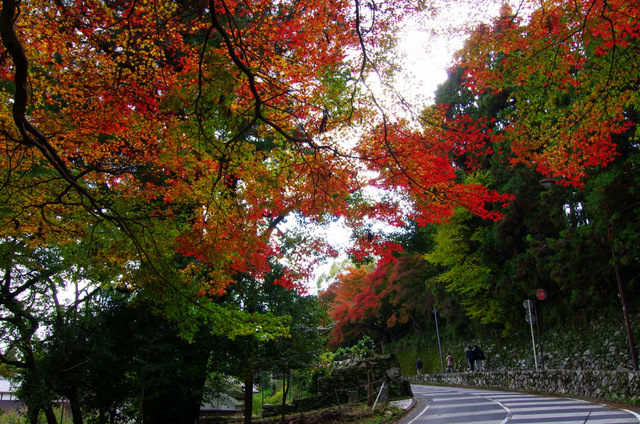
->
[465,346,475,372]
[473,345,485,371]
[416,358,423,375]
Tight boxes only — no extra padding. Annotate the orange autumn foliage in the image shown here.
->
[319,254,432,344]
[0,0,511,298]
[456,1,640,186]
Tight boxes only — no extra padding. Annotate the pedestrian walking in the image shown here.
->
[416,357,423,375]
[473,345,485,371]
[465,346,475,372]
[446,352,454,373]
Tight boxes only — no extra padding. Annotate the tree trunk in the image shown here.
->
[280,368,289,424]
[243,336,257,424]
[244,368,255,424]
[45,404,59,424]
[95,408,105,424]
[140,379,145,424]
[66,390,84,424]
[27,407,40,424]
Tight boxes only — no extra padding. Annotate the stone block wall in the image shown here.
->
[406,313,640,407]
[471,312,640,373]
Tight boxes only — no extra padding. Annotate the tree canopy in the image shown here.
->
[319,0,640,347]
[457,1,640,186]
[0,0,514,331]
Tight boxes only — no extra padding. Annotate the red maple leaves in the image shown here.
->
[0,0,514,300]
[320,254,432,344]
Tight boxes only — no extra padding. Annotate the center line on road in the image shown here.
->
[621,409,640,423]
[485,396,512,424]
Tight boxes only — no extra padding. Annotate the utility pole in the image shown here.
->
[610,241,639,371]
[434,309,445,373]
[524,300,538,370]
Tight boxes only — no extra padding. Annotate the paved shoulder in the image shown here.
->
[398,384,640,424]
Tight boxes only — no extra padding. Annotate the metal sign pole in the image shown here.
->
[434,309,445,373]
[524,300,538,370]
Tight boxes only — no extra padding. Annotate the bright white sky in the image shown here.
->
[397,0,505,103]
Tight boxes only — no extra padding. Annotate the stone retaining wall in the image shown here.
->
[263,355,412,417]
[412,369,640,404]
[318,354,412,402]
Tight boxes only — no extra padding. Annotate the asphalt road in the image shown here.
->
[398,384,640,424]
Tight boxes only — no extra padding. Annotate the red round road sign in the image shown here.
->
[535,288,547,300]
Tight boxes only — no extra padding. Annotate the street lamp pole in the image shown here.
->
[434,309,445,373]
[524,299,539,370]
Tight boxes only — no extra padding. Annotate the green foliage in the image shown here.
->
[361,405,405,424]
[262,388,285,407]
[256,369,313,410]
[413,42,640,336]
[333,335,377,360]
[426,178,507,326]
[0,407,73,424]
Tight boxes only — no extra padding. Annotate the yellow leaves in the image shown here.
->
[180,262,236,297]
[425,203,503,325]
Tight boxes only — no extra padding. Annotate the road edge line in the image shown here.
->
[405,400,433,424]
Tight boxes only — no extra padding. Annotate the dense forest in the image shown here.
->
[1,0,639,422]
[320,0,640,356]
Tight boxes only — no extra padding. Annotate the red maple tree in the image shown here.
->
[456,1,640,186]
[0,0,512,300]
